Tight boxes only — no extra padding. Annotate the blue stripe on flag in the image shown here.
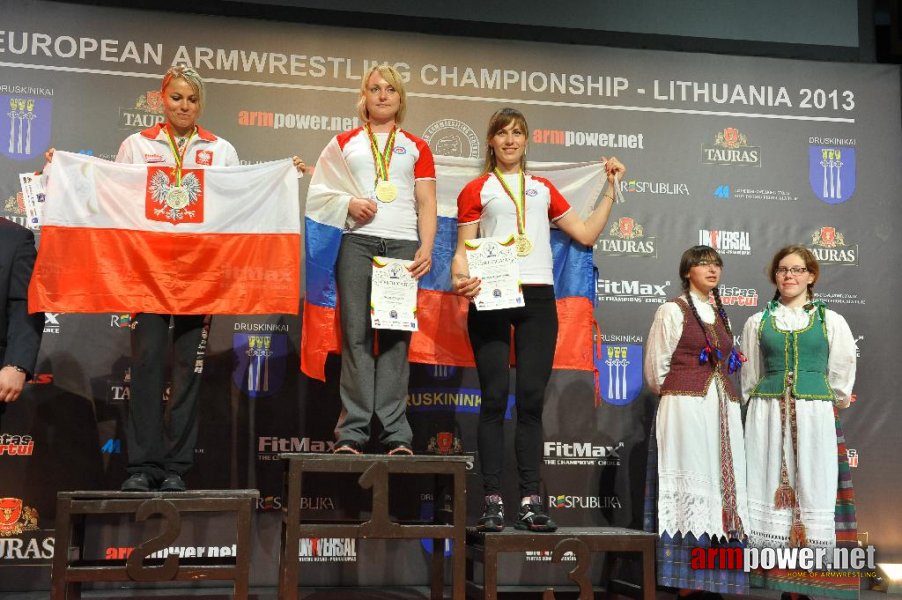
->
[304,216,342,308]
[551,229,594,301]
[419,216,457,292]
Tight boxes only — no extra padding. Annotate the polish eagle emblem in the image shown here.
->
[149,170,202,222]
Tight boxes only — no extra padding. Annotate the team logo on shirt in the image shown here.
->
[145,167,204,224]
[195,149,213,165]
[1,96,53,161]
[143,153,165,163]
[596,344,643,405]
[809,145,856,204]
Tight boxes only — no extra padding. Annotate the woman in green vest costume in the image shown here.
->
[741,245,858,599]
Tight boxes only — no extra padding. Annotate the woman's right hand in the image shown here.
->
[348,197,378,224]
[453,274,481,299]
[44,147,55,163]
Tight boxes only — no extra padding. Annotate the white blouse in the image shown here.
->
[740,302,857,407]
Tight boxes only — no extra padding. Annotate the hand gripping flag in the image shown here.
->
[29,151,300,315]
[302,150,605,382]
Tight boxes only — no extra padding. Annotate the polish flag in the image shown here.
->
[29,151,300,315]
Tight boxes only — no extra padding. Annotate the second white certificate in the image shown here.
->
[370,256,419,331]
[465,236,524,311]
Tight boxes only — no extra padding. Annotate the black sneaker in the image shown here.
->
[476,495,505,532]
[515,495,557,532]
[160,473,187,492]
[120,473,152,492]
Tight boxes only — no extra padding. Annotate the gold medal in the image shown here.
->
[515,233,533,257]
[375,180,398,203]
[165,186,190,210]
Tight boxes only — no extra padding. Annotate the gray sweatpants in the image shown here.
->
[334,233,418,446]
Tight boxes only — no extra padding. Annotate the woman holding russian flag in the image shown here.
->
[304,64,437,456]
[451,108,624,532]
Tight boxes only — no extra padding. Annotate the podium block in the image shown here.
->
[277,453,469,600]
[51,489,258,600]
[465,526,657,600]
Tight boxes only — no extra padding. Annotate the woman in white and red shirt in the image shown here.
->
[314,64,437,456]
[452,108,624,532]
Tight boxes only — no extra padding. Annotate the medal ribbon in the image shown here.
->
[493,168,527,235]
[163,124,196,186]
[366,123,397,185]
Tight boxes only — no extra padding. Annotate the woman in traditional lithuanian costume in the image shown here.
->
[741,245,858,600]
[644,245,749,596]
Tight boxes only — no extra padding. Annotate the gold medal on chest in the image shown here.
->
[515,233,533,257]
[374,180,397,203]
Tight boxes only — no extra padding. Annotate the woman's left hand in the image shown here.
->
[602,155,626,184]
[291,155,307,173]
[408,246,433,279]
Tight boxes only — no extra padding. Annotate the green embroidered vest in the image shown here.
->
[750,301,834,401]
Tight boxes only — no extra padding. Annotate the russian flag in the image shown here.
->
[302,153,605,381]
[29,151,300,315]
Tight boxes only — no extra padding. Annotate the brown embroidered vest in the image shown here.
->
[660,297,738,400]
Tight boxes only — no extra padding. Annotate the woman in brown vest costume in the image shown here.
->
[644,245,749,596]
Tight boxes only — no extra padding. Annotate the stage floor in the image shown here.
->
[2,588,899,599]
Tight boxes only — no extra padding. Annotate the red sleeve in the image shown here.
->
[457,175,488,225]
[335,127,362,151]
[535,176,571,221]
[412,134,436,179]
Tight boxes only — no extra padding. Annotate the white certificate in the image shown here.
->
[370,256,419,331]
[18,172,46,230]
[465,237,524,311]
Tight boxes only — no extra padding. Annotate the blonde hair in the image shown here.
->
[161,65,205,114]
[356,64,406,124]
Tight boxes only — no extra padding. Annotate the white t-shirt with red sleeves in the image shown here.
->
[337,126,436,242]
[115,123,239,167]
[457,171,571,285]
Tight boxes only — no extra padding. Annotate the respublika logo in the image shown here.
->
[422,118,480,158]
[232,329,288,398]
[298,538,357,562]
[594,217,656,257]
[619,178,690,197]
[809,143,856,205]
[548,495,622,509]
[596,278,671,304]
[699,229,751,256]
[597,344,643,406]
[808,226,858,266]
[543,441,624,466]
[1,95,53,161]
[702,127,760,167]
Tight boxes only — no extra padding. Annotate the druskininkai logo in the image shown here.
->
[809,146,856,204]
[596,344,643,405]
[232,333,288,397]
[1,96,53,161]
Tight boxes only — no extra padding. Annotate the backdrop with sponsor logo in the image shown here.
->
[1,0,900,591]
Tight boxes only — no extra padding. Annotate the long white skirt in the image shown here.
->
[657,378,748,539]
[744,396,838,549]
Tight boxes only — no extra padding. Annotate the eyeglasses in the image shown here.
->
[775,266,808,276]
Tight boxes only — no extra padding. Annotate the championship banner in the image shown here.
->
[29,151,301,315]
[302,154,605,380]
